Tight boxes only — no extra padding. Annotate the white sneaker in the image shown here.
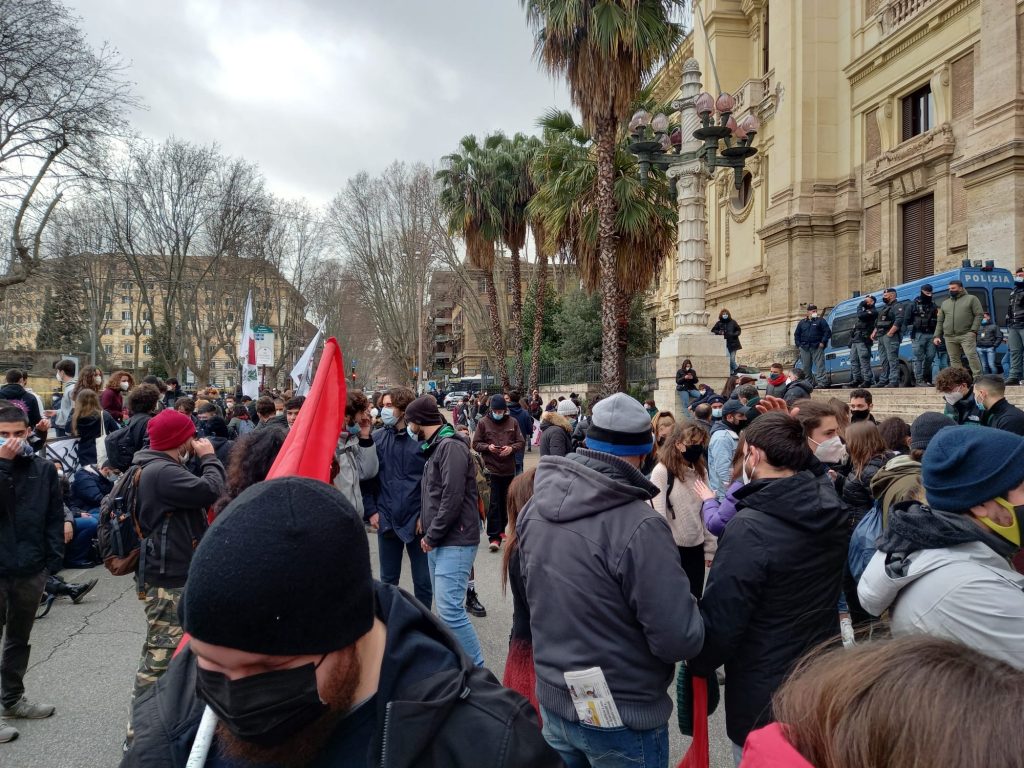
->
[840,616,855,648]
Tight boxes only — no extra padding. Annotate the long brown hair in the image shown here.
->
[105,369,134,391]
[70,389,102,436]
[845,421,887,479]
[774,635,1024,768]
[73,365,103,399]
[501,467,537,594]
[657,421,708,481]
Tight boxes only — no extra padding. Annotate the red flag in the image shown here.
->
[175,338,347,657]
[678,676,710,768]
[266,337,346,482]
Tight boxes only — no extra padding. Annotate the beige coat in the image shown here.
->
[650,462,718,555]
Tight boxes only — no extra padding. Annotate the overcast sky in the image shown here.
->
[64,0,573,206]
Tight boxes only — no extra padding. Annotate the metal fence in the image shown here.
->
[535,355,657,388]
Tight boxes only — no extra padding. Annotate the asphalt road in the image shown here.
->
[7,449,734,768]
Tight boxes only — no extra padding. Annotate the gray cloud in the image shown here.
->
[64,0,572,204]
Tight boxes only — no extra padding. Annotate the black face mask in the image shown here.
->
[850,410,871,422]
[949,290,960,298]
[682,444,704,464]
[195,660,327,747]
[727,418,746,433]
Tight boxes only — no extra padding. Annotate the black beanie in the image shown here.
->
[181,477,373,655]
[405,395,443,426]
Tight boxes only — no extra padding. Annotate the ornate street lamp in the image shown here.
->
[628,91,759,191]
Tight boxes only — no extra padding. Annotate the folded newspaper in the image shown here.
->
[564,667,623,728]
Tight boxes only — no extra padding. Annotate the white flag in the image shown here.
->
[289,329,322,396]
[238,292,260,400]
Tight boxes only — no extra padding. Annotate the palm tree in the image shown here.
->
[529,109,675,369]
[436,135,511,391]
[522,0,686,393]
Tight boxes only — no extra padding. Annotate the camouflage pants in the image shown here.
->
[133,585,183,698]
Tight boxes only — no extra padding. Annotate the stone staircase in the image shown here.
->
[810,385,1024,422]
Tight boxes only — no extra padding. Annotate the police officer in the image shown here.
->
[872,287,907,388]
[1005,267,1024,386]
[849,295,877,388]
[909,283,939,387]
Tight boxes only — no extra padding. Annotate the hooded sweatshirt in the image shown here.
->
[518,449,704,731]
[739,723,815,768]
[858,502,1024,669]
[690,463,849,745]
[869,454,921,526]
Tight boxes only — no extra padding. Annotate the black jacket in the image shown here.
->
[72,411,121,466]
[122,582,561,768]
[981,397,1024,436]
[538,416,573,458]
[133,451,226,588]
[0,453,64,577]
[782,378,814,406]
[794,316,831,348]
[977,323,1003,348]
[0,383,42,428]
[420,427,480,548]
[675,366,700,391]
[850,301,877,344]
[875,298,907,336]
[711,318,742,351]
[1007,285,1024,329]
[841,453,891,524]
[908,295,938,336]
[690,462,849,745]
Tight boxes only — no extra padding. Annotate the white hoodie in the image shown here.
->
[858,541,1024,669]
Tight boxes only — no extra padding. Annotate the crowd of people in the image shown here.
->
[1,349,1023,767]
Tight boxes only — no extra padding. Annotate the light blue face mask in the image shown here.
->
[406,425,419,441]
[0,437,34,457]
[346,423,361,436]
[712,408,723,419]
[491,412,506,421]
[380,407,398,427]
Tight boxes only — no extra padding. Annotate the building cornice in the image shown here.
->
[867,123,956,187]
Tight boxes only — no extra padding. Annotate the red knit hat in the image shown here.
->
[147,409,196,451]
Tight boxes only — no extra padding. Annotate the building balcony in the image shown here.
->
[433,351,452,362]
[434,334,451,343]
[433,317,452,326]
[878,0,938,35]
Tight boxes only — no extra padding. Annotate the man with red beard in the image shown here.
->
[122,476,558,768]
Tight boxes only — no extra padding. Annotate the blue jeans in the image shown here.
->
[515,451,524,476]
[1007,328,1024,380]
[912,334,935,383]
[678,389,700,413]
[540,706,669,768]
[378,531,433,609]
[980,347,997,374]
[427,545,484,666]
[65,514,98,567]
[727,349,738,375]
[933,349,949,381]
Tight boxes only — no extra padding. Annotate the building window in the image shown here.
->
[104,344,113,354]
[901,83,934,141]
[476,277,487,293]
[121,310,131,320]
[121,281,132,289]
[143,343,151,354]
[901,194,934,282]
[105,312,113,321]
[123,343,133,355]
[761,5,770,75]
[122,329,129,336]
[731,172,753,211]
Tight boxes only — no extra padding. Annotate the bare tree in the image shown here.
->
[0,0,133,302]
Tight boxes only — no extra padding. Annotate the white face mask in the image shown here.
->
[94,375,103,385]
[810,312,819,319]
[943,390,964,406]
[55,372,63,382]
[811,435,846,464]
[120,381,130,391]
[741,450,757,484]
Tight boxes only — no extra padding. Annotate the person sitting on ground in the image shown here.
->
[975,374,1024,436]
[740,635,1024,768]
[870,412,953,528]
[71,461,119,514]
[125,478,561,768]
[877,416,911,455]
[935,366,981,425]
[859,426,1024,668]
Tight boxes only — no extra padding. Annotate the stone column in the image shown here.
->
[654,58,732,418]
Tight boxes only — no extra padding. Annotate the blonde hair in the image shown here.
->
[71,389,103,436]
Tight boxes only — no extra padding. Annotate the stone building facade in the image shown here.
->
[648,0,1024,366]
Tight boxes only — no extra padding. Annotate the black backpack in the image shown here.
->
[105,417,146,471]
[97,466,144,584]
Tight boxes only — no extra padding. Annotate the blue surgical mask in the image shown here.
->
[380,407,398,427]
[491,412,506,421]
[406,425,419,440]
[0,437,35,457]
[346,423,361,436]
[712,408,723,419]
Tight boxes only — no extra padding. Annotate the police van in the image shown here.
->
[823,262,1014,387]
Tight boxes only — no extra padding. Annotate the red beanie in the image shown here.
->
[147,409,196,451]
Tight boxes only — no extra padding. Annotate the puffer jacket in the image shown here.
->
[650,462,717,554]
[518,449,704,731]
[841,452,892,524]
[0,453,64,577]
[935,292,983,338]
[538,412,572,457]
[366,425,427,541]
[858,502,1024,669]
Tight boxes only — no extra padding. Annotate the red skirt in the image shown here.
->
[502,638,541,726]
